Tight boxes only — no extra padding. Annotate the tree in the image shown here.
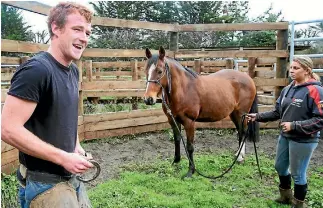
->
[1,4,32,41]
[239,4,284,47]
[30,30,50,44]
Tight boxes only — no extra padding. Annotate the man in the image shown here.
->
[1,2,94,207]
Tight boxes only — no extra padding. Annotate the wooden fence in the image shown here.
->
[1,1,292,174]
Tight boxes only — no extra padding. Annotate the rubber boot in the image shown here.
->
[275,174,293,205]
[291,184,307,208]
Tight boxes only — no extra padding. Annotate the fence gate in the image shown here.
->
[289,19,323,73]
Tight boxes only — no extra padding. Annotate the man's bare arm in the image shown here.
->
[1,95,93,173]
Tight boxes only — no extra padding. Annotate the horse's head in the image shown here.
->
[144,46,169,105]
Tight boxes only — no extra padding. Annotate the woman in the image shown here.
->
[247,56,322,208]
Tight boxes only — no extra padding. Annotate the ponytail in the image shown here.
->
[311,72,320,81]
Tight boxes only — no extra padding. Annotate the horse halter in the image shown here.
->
[146,61,172,95]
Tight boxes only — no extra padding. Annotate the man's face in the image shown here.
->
[54,12,92,62]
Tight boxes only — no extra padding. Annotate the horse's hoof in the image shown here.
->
[181,172,193,179]
[237,159,244,164]
[172,157,181,165]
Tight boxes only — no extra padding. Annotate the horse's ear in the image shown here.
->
[145,48,152,59]
[159,46,165,60]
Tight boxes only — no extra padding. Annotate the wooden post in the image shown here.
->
[225,58,234,70]
[85,60,93,82]
[20,56,29,64]
[131,59,138,110]
[275,29,288,100]
[248,57,257,78]
[76,60,83,116]
[169,23,179,58]
[194,59,201,74]
[85,60,99,104]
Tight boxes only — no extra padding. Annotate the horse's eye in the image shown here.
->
[157,70,163,75]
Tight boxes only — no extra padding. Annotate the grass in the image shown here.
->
[1,151,322,208]
[87,152,323,208]
[1,173,19,208]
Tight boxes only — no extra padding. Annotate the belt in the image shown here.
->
[26,170,72,184]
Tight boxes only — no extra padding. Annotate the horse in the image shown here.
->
[143,46,259,178]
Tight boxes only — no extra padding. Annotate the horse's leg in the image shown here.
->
[183,119,195,178]
[170,119,182,164]
[230,110,245,162]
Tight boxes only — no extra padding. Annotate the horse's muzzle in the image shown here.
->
[144,97,155,105]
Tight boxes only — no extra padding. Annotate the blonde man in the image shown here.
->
[2,2,94,207]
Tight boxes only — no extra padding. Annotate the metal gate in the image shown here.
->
[289,19,323,72]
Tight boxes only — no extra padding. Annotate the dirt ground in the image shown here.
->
[83,129,323,188]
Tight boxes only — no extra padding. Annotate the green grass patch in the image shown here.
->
[88,152,323,208]
[1,173,19,208]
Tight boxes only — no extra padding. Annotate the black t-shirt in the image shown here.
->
[8,51,79,176]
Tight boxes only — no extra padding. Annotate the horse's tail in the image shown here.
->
[246,93,260,142]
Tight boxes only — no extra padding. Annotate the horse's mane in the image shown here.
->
[168,57,199,79]
[147,55,198,79]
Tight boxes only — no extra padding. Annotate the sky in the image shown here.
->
[18,0,323,34]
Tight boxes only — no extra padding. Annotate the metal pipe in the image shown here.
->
[292,19,323,25]
[312,69,323,73]
[290,21,295,62]
[294,54,323,58]
[294,37,323,42]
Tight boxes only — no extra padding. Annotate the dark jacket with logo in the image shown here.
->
[256,79,323,143]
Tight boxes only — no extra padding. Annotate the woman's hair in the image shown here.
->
[293,56,320,81]
[47,2,93,38]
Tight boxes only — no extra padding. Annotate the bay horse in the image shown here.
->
[143,46,259,178]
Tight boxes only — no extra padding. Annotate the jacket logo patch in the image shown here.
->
[291,98,303,107]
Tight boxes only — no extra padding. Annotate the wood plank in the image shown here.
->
[1,56,21,65]
[1,159,20,174]
[257,58,276,65]
[78,116,84,125]
[83,105,272,125]
[2,1,50,15]
[253,78,288,86]
[175,50,288,58]
[84,122,171,140]
[92,62,132,68]
[93,71,132,76]
[83,109,164,123]
[1,74,13,81]
[202,61,226,67]
[82,48,174,58]
[85,115,168,132]
[1,39,48,53]
[275,29,288,100]
[1,39,174,58]
[257,86,275,93]
[177,22,289,32]
[196,120,279,129]
[1,141,15,153]
[83,90,145,97]
[82,80,146,90]
[258,95,275,105]
[78,124,84,134]
[1,148,19,166]
[256,70,275,78]
[92,16,176,31]
[2,89,8,103]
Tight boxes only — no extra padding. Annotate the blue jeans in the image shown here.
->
[18,179,82,208]
[274,135,318,185]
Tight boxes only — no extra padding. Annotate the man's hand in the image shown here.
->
[60,152,93,174]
